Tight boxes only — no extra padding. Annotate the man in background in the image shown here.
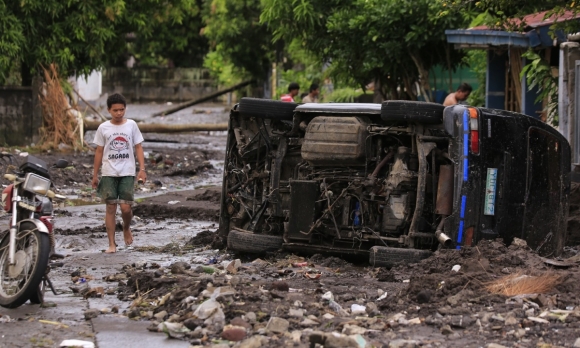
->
[443,83,472,106]
[280,82,300,102]
[302,83,320,103]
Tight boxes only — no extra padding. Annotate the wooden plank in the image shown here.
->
[85,121,227,133]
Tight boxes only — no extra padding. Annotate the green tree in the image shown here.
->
[261,0,470,100]
[129,0,208,67]
[0,0,202,85]
[202,0,274,84]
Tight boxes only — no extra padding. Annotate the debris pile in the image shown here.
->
[105,235,580,347]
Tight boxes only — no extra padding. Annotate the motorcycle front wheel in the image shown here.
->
[0,222,50,308]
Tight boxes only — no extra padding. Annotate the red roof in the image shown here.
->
[471,10,580,30]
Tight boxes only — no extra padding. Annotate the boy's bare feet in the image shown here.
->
[123,228,133,246]
[105,246,116,253]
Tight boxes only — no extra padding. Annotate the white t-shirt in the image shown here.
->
[93,119,144,177]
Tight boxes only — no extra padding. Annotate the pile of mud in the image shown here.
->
[380,239,580,312]
[132,188,221,221]
[111,238,580,347]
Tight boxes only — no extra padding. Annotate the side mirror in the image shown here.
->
[55,159,69,168]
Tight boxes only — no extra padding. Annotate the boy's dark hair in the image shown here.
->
[107,93,127,109]
[457,83,472,93]
[288,82,300,92]
[309,83,319,92]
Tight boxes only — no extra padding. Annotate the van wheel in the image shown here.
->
[381,100,444,124]
[369,246,432,268]
[239,98,297,121]
[227,230,283,254]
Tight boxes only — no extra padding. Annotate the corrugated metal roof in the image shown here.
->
[445,10,580,48]
[471,10,580,30]
[445,29,531,48]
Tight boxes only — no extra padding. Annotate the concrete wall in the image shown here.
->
[0,84,42,146]
[102,67,219,102]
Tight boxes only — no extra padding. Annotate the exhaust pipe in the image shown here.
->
[435,217,454,248]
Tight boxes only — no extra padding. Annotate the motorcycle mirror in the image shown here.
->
[55,159,69,168]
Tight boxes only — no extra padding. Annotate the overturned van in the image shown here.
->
[218,98,570,266]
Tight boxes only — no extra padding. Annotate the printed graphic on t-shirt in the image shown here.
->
[107,133,132,160]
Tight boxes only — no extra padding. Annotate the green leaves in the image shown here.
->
[262,0,468,99]
[0,0,206,84]
[521,49,559,125]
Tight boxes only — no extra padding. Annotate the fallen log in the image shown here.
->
[84,120,228,133]
[152,79,255,117]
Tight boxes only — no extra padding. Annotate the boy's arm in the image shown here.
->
[92,146,104,189]
[135,143,147,183]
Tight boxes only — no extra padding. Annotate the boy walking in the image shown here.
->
[92,93,146,253]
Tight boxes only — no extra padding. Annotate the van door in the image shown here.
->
[522,127,565,255]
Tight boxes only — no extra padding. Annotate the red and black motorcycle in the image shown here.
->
[0,153,67,308]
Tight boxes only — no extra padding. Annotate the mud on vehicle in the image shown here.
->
[218,98,570,267]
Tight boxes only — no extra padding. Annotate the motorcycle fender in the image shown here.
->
[17,219,49,234]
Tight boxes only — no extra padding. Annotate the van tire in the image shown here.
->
[239,98,297,121]
[381,100,444,124]
[227,230,283,253]
[369,246,432,268]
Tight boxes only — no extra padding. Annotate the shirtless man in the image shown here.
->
[443,83,472,106]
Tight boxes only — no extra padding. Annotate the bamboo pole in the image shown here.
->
[73,89,108,122]
[84,121,228,133]
[152,79,255,117]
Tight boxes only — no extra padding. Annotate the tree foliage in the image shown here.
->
[0,0,204,85]
[261,0,470,100]
[202,0,273,84]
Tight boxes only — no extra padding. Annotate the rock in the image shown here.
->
[365,302,379,315]
[154,311,168,321]
[325,334,359,348]
[308,331,326,345]
[447,293,461,306]
[111,306,119,314]
[100,308,111,314]
[230,317,252,330]
[289,308,304,318]
[322,291,334,301]
[300,318,319,327]
[183,318,203,331]
[170,261,190,274]
[322,313,335,320]
[266,317,289,334]
[486,344,508,348]
[440,325,454,335]
[574,338,580,348]
[515,329,526,339]
[407,317,421,325]
[238,335,268,348]
[290,330,302,343]
[84,309,100,320]
[504,316,519,326]
[388,339,419,348]
[221,325,246,341]
[126,308,140,319]
[342,324,367,335]
[416,289,432,304]
[226,259,242,274]
[269,281,289,292]
[230,275,241,286]
[449,315,475,328]
[244,312,257,322]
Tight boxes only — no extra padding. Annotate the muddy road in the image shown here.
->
[2,103,580,347]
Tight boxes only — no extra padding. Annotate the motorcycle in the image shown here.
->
[0,153,68,308]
